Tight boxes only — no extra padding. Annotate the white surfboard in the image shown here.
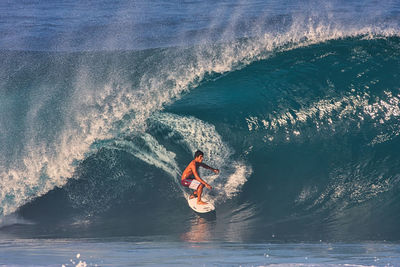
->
[187,196,215,213]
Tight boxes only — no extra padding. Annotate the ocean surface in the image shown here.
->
[1,0,400,266]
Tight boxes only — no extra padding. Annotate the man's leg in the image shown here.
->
[197,184,207,205]
[188,180,199,199]
[189,190,198,199]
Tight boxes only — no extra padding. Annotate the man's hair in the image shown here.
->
[194,150,204,159]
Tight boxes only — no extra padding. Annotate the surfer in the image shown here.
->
[181,150,219,205]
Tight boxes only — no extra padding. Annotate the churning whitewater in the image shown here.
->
[0,0,400,242]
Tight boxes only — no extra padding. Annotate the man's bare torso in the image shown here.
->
[181,160,198,180]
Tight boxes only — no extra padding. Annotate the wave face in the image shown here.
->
[1,1,400,242]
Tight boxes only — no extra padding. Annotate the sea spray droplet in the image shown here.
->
[76,261,87,267]
[77,253,80,259]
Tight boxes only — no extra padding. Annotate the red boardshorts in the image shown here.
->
[181,178,201,190]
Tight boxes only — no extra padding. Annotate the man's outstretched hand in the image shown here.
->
[213,169,220,174]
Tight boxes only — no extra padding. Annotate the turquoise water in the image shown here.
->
[1,0,400,265]
[2,36,399,243]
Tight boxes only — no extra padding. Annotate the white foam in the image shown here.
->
[310,165,398,211]
[246,91,400,145]
[105,134,181,180]
[62,253,90,267]
[151,112,252,201]
[223,163,253,198]
[295,186,318,205]
[151,113,231,169]
[1,19,399,216]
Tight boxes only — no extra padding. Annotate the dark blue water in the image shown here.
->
[1,1,400,265]
[1,239,400,267]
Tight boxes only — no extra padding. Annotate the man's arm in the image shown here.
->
[191,162,212,189]
[200,163,220,174]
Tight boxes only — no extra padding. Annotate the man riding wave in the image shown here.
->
[181,150,219,205]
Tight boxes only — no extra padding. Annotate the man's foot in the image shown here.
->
[189,191,198,199]
[197,200,208,205]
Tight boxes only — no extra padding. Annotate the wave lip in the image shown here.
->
[149,112,252,201]
[0,12,400,243]
[0,35,399,241]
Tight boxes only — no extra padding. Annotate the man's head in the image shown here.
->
[194,150,204,162]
